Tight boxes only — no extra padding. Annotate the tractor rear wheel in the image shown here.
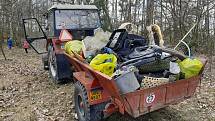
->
[48,46,60,83]
[74,81,106,121]
[48,45,73,84]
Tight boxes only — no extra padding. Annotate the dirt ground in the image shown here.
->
[0,47,214,121]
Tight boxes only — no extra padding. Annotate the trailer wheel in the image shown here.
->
[74,81,105,121]
[48,47,60,83]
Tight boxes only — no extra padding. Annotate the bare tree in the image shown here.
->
[0,40,6,60]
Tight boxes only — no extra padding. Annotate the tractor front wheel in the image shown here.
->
[42,53,49,70]
[74,81,106,121]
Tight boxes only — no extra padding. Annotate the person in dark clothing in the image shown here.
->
[7,37,13,49]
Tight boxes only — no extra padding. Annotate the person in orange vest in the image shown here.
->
[23,40,29,53]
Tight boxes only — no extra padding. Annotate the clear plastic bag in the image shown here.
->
[82,28,111,57]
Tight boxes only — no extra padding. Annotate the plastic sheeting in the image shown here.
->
[82,28,111,57]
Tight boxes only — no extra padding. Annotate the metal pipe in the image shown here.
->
[174,23,197,58]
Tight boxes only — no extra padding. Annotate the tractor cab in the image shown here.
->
[46,4,101,39]
[23,4,101,54]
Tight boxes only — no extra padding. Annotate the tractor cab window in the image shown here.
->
[55,9,101,30]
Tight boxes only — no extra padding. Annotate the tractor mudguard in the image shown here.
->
[56,54,73,80]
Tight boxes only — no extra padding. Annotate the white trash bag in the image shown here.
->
[82,28,111,58]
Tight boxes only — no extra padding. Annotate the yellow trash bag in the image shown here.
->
[90,54,117,76]
[178,58,203,79]
[65,40,83,55]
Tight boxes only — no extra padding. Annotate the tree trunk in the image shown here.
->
[146,0,154,25]
[141,0,145,35]
[127,0,132,22]
[115,0,118,26]
[0,40,6,60]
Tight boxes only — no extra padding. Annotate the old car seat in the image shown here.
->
[106,29,147,60]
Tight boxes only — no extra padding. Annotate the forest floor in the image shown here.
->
[0,47,214,121]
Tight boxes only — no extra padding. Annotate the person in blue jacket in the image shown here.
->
[7,37,13,49]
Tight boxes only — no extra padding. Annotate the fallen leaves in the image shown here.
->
[0,47,214,121]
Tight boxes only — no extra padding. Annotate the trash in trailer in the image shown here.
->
[65,23,205,94]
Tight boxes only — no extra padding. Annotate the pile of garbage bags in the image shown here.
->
[65,28,204,94]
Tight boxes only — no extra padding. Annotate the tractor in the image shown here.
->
[23,4,101,83]
[23,4,207,121]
